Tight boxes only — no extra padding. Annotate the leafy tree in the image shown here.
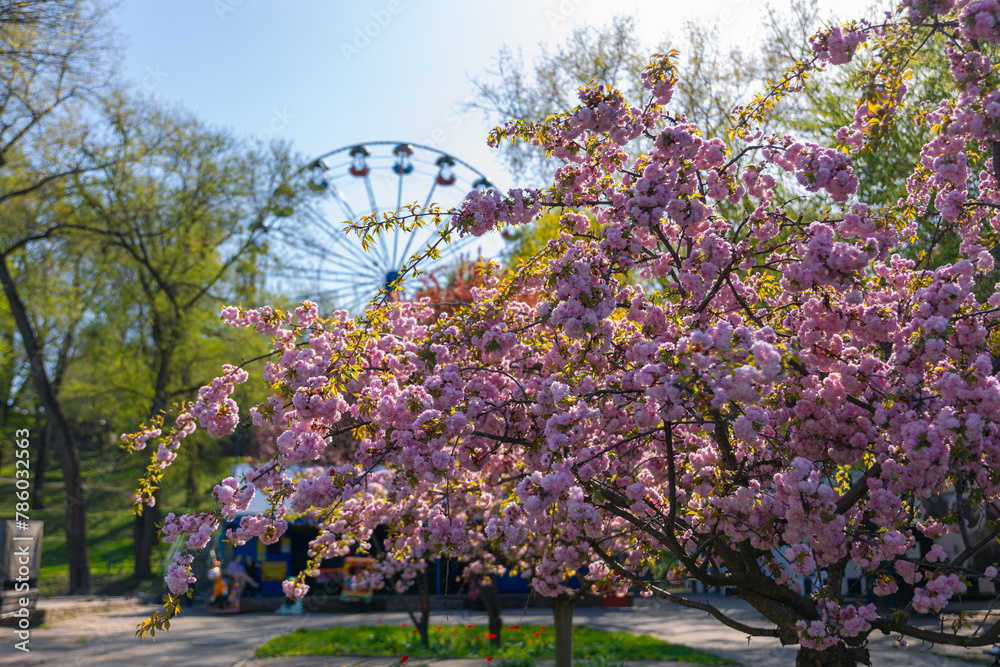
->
[130,3,1000,667]
[0,0,119,594]
[470,7,815,265]
[65,97,305,577]
[469,13,761,185]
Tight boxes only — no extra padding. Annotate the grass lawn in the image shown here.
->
[0,435,232,597]
[256,623,736,664]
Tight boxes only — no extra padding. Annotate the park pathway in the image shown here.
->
[0,595,992,666]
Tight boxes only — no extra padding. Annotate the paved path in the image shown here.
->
[0,596,994,666]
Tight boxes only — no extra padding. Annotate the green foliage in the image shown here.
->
[255,624,735,664]
[783,23,951,216]
[497,659,537,667]
[502,209,567,268]
[0,428,232,596]
[471,16,649,184]
[0,89,304,586]
[471,13,775,185]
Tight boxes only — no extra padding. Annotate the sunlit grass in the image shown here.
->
[0,438,231,596]
[256,623,735,664]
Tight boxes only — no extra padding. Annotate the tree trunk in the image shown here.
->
[397,568,432,648]
[0,254,91,594]
[480,576,503,649]
[134,341,173,579]
[416,568,431,648]
[184,439,202,506]
[32,420,49,509]
[796,643,869,666]
[133,501,160,579]
[553,594,575,667]
[33,320,74,512]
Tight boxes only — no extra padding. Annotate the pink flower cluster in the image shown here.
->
[212,476,255,522]
[282,578,309,599]
[961,0,1000,44]
[160,512,219,550]
[640,54,677,106]
[128,22,1000,655]
[191,364,248,438]
[795,601,877,650]
[810,25,865,65]
[221,304,289,334]
[165,553,196,596]
[768,141,858,202]
[902,0,956,23]
[453,188,540,237]
[228,514,289,546]
[835,81,907,152]
[912,572,967,613]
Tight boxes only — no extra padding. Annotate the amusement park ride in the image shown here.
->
[266,141,495,313]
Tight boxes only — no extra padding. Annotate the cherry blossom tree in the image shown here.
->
[128,2,1000,665]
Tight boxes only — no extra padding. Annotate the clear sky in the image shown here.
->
[112,0,875,192]
[111,1,876,305]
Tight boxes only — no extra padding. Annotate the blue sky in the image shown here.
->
[112,0,872,286]
[113,0,872,190]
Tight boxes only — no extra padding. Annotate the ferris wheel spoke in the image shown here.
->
[315,261,384,283]
[363,172,378,215]
[272,142,495,315]
[280,235,345,262]
[309,267,381,282]
[292,268,374,280]
[310,241,384,275]
[302,207,353,247]
[422,181,439,209]
[326,181,359,222]
[418,236,482,273]
[390,224,403,272]
[370,234,394,279]
[326,256,384,281]
[340,184,392,273]
[401,223,472,272]
[285,238,381,278]
[274,265,380,285]
[299,209,391,275]
[396,169,405,211]
[346,292,372,313]
[396,222,435,270]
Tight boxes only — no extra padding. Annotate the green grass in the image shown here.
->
[256,623,736,664]
[0,433,233,596]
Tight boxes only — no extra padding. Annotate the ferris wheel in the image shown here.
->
[265,141,496,314]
